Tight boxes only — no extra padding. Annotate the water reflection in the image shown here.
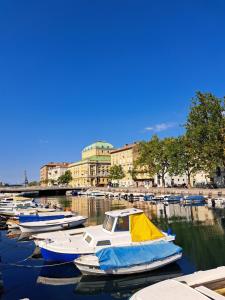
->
[37,262,80,286]
[38,196,225,271]
[2,196,225,300]
[38,195,225,226]
[36,260,182,299]
[74,263,182,299]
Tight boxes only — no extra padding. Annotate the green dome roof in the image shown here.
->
[82,141,114,152]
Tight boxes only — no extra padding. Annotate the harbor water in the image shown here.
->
[1,196,225,300]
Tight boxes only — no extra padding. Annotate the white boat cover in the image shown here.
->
[131,279,217,300]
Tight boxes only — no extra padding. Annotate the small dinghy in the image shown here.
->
[74,241,182,276]
[130,266,225,300]
[19,215,87,233]
[19,211,74,223]
[7,211,75,230]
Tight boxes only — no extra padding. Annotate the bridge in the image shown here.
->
[0,186,82,196]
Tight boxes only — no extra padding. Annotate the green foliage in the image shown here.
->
[58,170,72,185]
[137,135,175,187]
[109,165,125,180]
[128,167,139,181]
[185,92,225,173]
[135,92,225,186]
[28,181,39,186]
[167,136,201,186]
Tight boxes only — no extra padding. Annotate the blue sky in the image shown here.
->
[1,0,225,183]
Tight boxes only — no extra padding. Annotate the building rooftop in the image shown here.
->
[82,141,114,152]
[110,142,138,154]
[40,162,70,169]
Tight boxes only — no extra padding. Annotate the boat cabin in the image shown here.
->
[102,208,143,233]
[81,208,163,249]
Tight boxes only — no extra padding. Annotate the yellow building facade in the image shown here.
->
[111,143,152,187]
[69,141,113,187]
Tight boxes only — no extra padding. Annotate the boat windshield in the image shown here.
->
[114,216,129,232]
[103,215,115,232]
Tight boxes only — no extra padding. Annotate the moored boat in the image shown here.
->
[74,241,182,276]
[18,211,74,223]
[130,266,225,300]
[33,227,86,246]
[162,195,183,205]
[180,195,206,206]
[39,208,175,262]
[19,215,87,233]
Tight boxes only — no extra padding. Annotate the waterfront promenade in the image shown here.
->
[93,186,225,198]
[1,185,225,198]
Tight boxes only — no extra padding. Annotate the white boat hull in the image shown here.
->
[19,216,87,233]
[75,253,182,276]
[130,266,225,300]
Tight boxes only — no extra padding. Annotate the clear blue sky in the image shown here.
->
[1,0,225,183]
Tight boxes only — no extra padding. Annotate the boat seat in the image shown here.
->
[195,286,225,299]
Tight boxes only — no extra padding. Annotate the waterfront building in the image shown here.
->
[69,141,114,187]
[110,143,153,187]
[110,142,202,188]
[40,162,70,186]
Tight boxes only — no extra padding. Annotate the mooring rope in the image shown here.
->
[1,257,75,268]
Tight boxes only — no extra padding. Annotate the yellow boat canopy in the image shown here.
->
[130,213,165,242]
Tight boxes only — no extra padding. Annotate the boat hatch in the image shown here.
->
[85,235,92,244]
[96,240,111,246]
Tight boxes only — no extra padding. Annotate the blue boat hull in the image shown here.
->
[41,248,80,262]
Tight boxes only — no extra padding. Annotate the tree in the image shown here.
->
[58,170,72,185]
[41,179,49,185]
[136,135,175,187]
[168,136,201,187]
[185,92,225,175]
[128,166,139,187]
[109,165,125,184]
[28,181,39,186]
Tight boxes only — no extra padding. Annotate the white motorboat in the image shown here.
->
[0,196,34,202]
[0,200,34,209]
[33,227,86,246]
[18,210,74,223]
[130,266,225,300]
[39,208,175,262]
[0,207,37,217]
[19,215,87,233]
[0,198,36,216]
[74,242,182,276]
[7,211,76,230]
[88,190,106,197]
[77,190,88,196]
[208,198,225,208]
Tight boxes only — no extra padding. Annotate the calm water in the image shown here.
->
[1,196,225,300]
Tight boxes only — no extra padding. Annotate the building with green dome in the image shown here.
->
[68,141,114,187]
[82,141,114,160]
